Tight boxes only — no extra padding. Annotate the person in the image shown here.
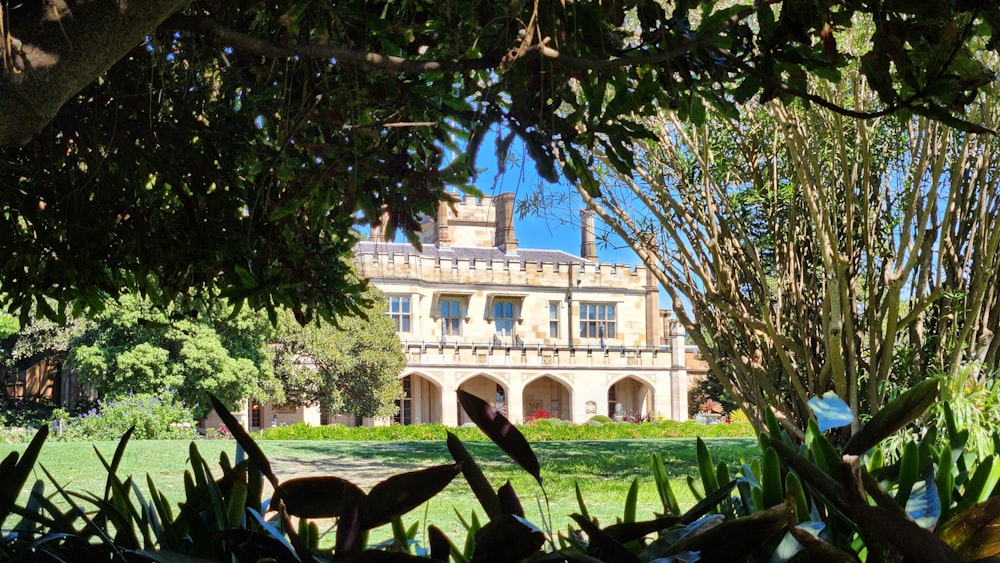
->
[271,414,278,427]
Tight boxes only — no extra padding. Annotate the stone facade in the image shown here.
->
[359,192,692,425]
[206,192,699,430]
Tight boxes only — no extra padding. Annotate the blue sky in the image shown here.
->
[467,134,674,307]
[470,135,644,268]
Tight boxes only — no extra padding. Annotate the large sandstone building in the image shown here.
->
[199,192,700,430]
[355,192,693,425]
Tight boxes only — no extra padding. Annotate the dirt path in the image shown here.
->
[260,451,438,501]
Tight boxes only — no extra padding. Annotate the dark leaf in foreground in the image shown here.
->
[672,497,795,562]
[932,497,1000,561]
[276,476,366,519]
[570,513,642,563]
[208,394,279,490]
[362,463,462,529]
[457,389,541,485]
[447,431,501,520]
[842,378,939,456]
[472,514,546,563]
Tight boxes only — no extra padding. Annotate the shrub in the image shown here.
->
[6,382,994,561]
[587,414,613,424]
[61,393,197,440]
[524,408,550,423]
[882,362,1000,461]
[256,418,754,441]
[727,408,749,424]
[0,396,57,429]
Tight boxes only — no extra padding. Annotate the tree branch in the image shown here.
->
[162,14,498,73]
[0,0,190,146]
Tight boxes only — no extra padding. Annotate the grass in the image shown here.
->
[0,436,759,547]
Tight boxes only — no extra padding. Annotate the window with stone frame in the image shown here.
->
[549,301,561,338]
[579,303,616,339]
[387,295,411,333]
[439,298,462,336]
[493,299,517,337]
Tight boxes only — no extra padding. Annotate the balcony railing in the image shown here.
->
[398,339,674,369]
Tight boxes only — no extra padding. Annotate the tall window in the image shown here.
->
[394,376,412,425]
[494,300,516,337]
[549,302,560,338]
[580,303,616,339]
[250,401,262,429]
[388,296,411,332]
[440,298,462,336]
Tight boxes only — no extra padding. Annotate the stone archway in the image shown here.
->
[608,376,654,420]
[395,373,443,425]
[522,375,572,420]
[457,374,508,425]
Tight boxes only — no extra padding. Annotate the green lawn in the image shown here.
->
[0,437,759,546]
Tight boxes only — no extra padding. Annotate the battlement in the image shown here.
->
[354,248,651,291]
[448,193,499,224]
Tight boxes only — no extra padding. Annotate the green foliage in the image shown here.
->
[68,294,279,417]
[258,419,755,442]
[4,383,1000,561]
[688,371,739,418]
[4,2,999,324]
[61,393,197,441]
[271,285,405,419]
[0,313,83,375]
[885,362,1000,460]
[0,397,56,429]
[0,314,17,339]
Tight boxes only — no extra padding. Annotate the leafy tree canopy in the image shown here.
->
[271,285,406,419]
[547,66,1000,433]
[68,295,281,417]
[2,1,998,323]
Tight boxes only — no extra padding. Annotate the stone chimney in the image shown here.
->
[580,209,598,261]
[435,199,452,246]
[494,192,518,252]
[369,210,391,242]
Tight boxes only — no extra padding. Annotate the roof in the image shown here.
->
[353,241,589,265]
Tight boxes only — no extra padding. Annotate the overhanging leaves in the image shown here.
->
[843,379,939,456]
[276,476,366,519]
[361,463,462,529]
[457,390,541,485]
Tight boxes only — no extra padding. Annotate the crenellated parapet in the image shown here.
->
[355,245,650,292]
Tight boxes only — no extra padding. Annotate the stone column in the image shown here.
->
[441,383,459,426]
[505,380,524,423]
[644,269,659,347]
[670,319,689,421]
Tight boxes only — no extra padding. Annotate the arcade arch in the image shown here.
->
[608,376,654,420]
[457,374,509,425]
[522,375,572,420]
[395,373,443,425]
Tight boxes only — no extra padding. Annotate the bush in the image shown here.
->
[61,393,197,440]
[256,418,755,441]
[727,408,749,424]
[0,396,57,429]
[6,382,995,561]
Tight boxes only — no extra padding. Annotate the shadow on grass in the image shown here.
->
[261,438,759,486]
